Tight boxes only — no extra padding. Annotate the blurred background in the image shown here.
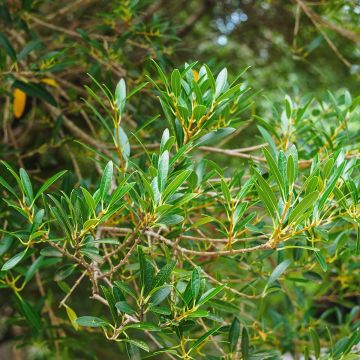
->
[0,0,359,358]
[1,0,359,173]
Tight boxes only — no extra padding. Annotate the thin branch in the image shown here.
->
[59,271,87,307]
[296,0,360,43]
[295,0,352,68]
[145,230,273,256]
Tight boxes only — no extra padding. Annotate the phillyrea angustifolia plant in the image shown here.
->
[0,61,359,359]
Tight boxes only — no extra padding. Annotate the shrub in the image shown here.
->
[0,61,359,359]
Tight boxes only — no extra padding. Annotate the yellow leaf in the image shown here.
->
[193,69,199,82]
[258,329,267,341]
[13,88,27,119]
[65,305,79,331]
[41,78,58,87]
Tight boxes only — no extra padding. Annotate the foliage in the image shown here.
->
[0,1,359,359]
[1,61,359,358]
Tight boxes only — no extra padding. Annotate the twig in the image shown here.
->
[295,0,352,68]
[145,230,273,256]
[199,146,265,161]
[59,271,87,308]
[296,0,360,43]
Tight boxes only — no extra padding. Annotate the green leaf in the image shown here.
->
[257,125,277,155]
[144,259,155,294]
[152,261,176,289]
[263,148,285,198]
[189,326,221,354]
[33,170,67,203]
[158,214,184,226]
[198,285,225,306]
[187,309,208,318]
[151,60,169,90]
[54,264,77,282]
[75,316,110,328]
[123,322,161,332]
[343,329,360,355]
[115,78,126,116]
[317,161,346,212]
[24,256,44,283]
[241,326,249,360]
[217,83,241,102]
[288,191,319,225]
[65,305,79,330]
[315,252,328,272]
[215,68,227,98]
[40,247,62,257]
[221,179,231,206]
[288,145,299,178]
[254,170,278,219]
[108,182,135,208]
[19,168,33,204]
[0,235,13,256]
[115,301,136,315]
[233,212,256,233]
[171,69,181,97]
[277,151,286,186]
[114,126,131,160]
[114,281,138,301]
[151,177,160,205]
[86,73,113,104]
[127,82,148,99]
[99,161,113,201]
[309,328,320,359]
[149,285,171,305]
[125,340,141,360]
[193,127,235,147]
[17,295,42,331]
[191,267,201,301]
[286,155,295,187]
[163,170,191,200]
[323,158,334,179]
[229,317,240,352]
[237,176,255,200]
[1,161,24,192]
[148,305,171,316]
[32,211,44,232]
[0,175,18,198]
[284,95,293,119]
[138,246,146,290]
[306,176,319,194]
[204,64,216,94]
[160,129,170,153]
[81,187,96,215]
[0,33,17,61]
[101,285,118,326]
[122,339,149,353]
[80,247,104,263]
[158,150,169,192]
[267,259,291,287]
[193,105,207,120]
[2,249,27,271]
[91,238,119,245]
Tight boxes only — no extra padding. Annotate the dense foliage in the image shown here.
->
[0,1,359,359]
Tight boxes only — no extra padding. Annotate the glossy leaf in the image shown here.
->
[99,161,113,201]
[75,316,110,328]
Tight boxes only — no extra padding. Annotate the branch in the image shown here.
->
[296,0,360,43]
[145,230,273,256]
